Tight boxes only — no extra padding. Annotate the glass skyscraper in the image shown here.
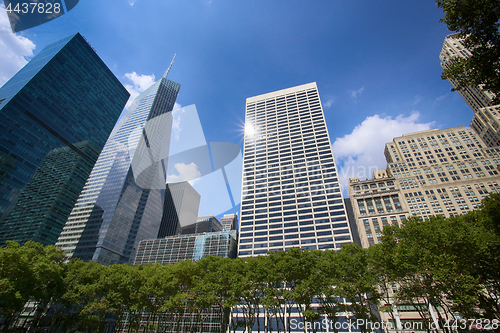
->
[0,33,129,246]
[239,82,352,257]
[56,64,180,265]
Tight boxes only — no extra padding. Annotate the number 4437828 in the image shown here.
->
[5,2,61,14]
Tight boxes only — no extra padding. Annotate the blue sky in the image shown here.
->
[0,0,475,218]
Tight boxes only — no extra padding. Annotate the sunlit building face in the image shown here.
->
[239,82,353,257]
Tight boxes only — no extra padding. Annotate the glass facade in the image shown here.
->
[0,33,129,246]
[127,231,237,333]
[239,82,352,257]
[181,215,223,235]
[55,67,180,264]
[133,230,237,265]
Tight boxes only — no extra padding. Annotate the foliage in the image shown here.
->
[0,194,499,332]
[437,0,500,104]
[376,193,500,323]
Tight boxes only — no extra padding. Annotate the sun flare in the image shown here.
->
[244,124,255,136]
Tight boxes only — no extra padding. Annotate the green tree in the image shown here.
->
[376,194,500,326]
[437,0,500,103]
[0,241,36,331]
[269,248,326,333]
[316,250,345,333]
[163,260,198,333]
[62,259,110,332]
[194,256,242,333]
[333,244,380,333]
[138,263,171,333]
[0,241,66,332]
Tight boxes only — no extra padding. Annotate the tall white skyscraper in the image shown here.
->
[238,82,352,257]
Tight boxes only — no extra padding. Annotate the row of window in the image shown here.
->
[244,135,329,152]
[247,92,319,109]
[352,181,395,191]
[243,144,331,162]
[241,198,342,212]
[245,107,323,123]
[238,242,341,256]
[240,228,350,239]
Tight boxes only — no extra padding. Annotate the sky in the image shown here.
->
[0,0,476,218]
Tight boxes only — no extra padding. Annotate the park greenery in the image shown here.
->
[0,194,499,333]
[437,0,500,104]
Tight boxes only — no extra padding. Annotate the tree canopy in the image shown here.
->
[1,194,499,333]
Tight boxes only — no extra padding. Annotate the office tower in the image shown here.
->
[349,128,500,333]
[55,62,180,264]
[159,181,201,237]
[439,34,496,113]
[181,215,222,235]
[1,141,100,245]
[220,213,238,231]
[239,82,352,258]
[347,170,409,248]
[384,126,500,215]
[470,105,500,147]
[440,34,500,147]
[349,126,500,249]
[0,33,129,246]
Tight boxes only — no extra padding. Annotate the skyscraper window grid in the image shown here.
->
[238,83,352,257]
[0,33,129,246]
[55,70,180,265]
[439,34,496,114]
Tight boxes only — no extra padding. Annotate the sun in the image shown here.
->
[244,124,255,136]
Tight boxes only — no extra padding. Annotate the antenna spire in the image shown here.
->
[162,54,176,78]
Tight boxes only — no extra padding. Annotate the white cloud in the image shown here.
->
[436,94,447,101]
[412,95,422,106]
[331,112,434,196]
[350,86,364,98]
[128,0,138,5]
[171,103,184,141]
[123,71,155,108]
[167,162,202,186]
[323,97,336,109]
[0,4,36,87]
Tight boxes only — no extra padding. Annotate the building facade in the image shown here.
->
[349,127,500,332]
[181,215,222,235]
[133,230,237,265]
[220,213,238,231]
[130,231,237,333]
[347,170,409,248]
[0,33,129,246]
[351,127,500,246]
[55,63,180,265]
[439,34,496,113]
[159,181,201,237]
[440,34,500,148]
[383,126,500,219]
[470,105,500,147]
[239,82,352,257]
